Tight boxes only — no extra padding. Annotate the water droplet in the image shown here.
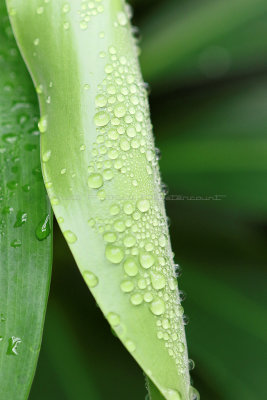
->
[189,386,200,400]
[109,204,120,215]
[51,198,59,205]
[144,292,153,302]
[103,231,117,243]
[114,104,126,118]
[188,359,195,370]
[88,173,103,189]
[123,257,139,276]
[103,168,113,180]
[33,38,40,46]
[80,21,88,30]
[42,150,51,162]
[13,211,27,228]
[35,214,51,240]
[63,230,77,244]
[120,280,134,293]
[11,239,22,248]
[139,252,155,269]
[105,244,124,264]
[7,336,21,355]
[36,6,44,14]
[125,340,136,352]
[38,116,47,133]
[123,235,136,248]
[94,111,110,127]
[62,3,70,13]
[150,298,165,315]
[117,11,128,26]
[95,94,107,107]
[137,199,150,212]
[165,389,181,400]
[150,271,166,290]
[83,271,98,288]
[107,312,120,327]
[130,293,143,305]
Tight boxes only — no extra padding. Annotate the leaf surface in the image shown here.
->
[0,2,52,399]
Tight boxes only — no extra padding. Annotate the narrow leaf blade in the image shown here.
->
[0,2,52,398]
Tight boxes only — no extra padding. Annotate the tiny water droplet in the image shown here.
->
[11,239,22,248]
[13,211,27,228]
[83,271,98,288]
[125,340,136,352]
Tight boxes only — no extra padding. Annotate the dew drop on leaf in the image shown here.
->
[107,312,120,327]
[13,211,27,228]
[35,214,51,241]
[6,336,21,356]
[63,230,77,244]
[83,271,98,288]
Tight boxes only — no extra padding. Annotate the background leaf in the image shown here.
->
[0,2,52,399]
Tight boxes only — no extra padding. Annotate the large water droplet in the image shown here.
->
[94,111,110,127]
[123,257,139,276]
[139,252,155,269]
[150,271,166,290]
[6,336,21,356]
[88,173,103,189]
[165,389,181,400]
[35,214,51,240]
[105,244,124,264]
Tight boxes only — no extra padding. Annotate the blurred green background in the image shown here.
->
[29,0,267,399]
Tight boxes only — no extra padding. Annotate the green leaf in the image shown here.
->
[140,0,267,89]
[0,2,52,399]
[30,300,101,400]
[6,0,194,398]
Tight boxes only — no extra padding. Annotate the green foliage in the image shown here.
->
[1,0,266,399]
[6,0,193,399]
[0,2,52,399]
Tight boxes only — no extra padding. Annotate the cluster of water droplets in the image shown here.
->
[58,23,192,374]
[78,0,104,30]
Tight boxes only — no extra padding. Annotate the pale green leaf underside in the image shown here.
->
[0,2,52,399]
[6,1,193,398]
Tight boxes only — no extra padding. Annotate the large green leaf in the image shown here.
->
[0,2,52,399]
[6,0,194,399]
[140,0,267,89]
